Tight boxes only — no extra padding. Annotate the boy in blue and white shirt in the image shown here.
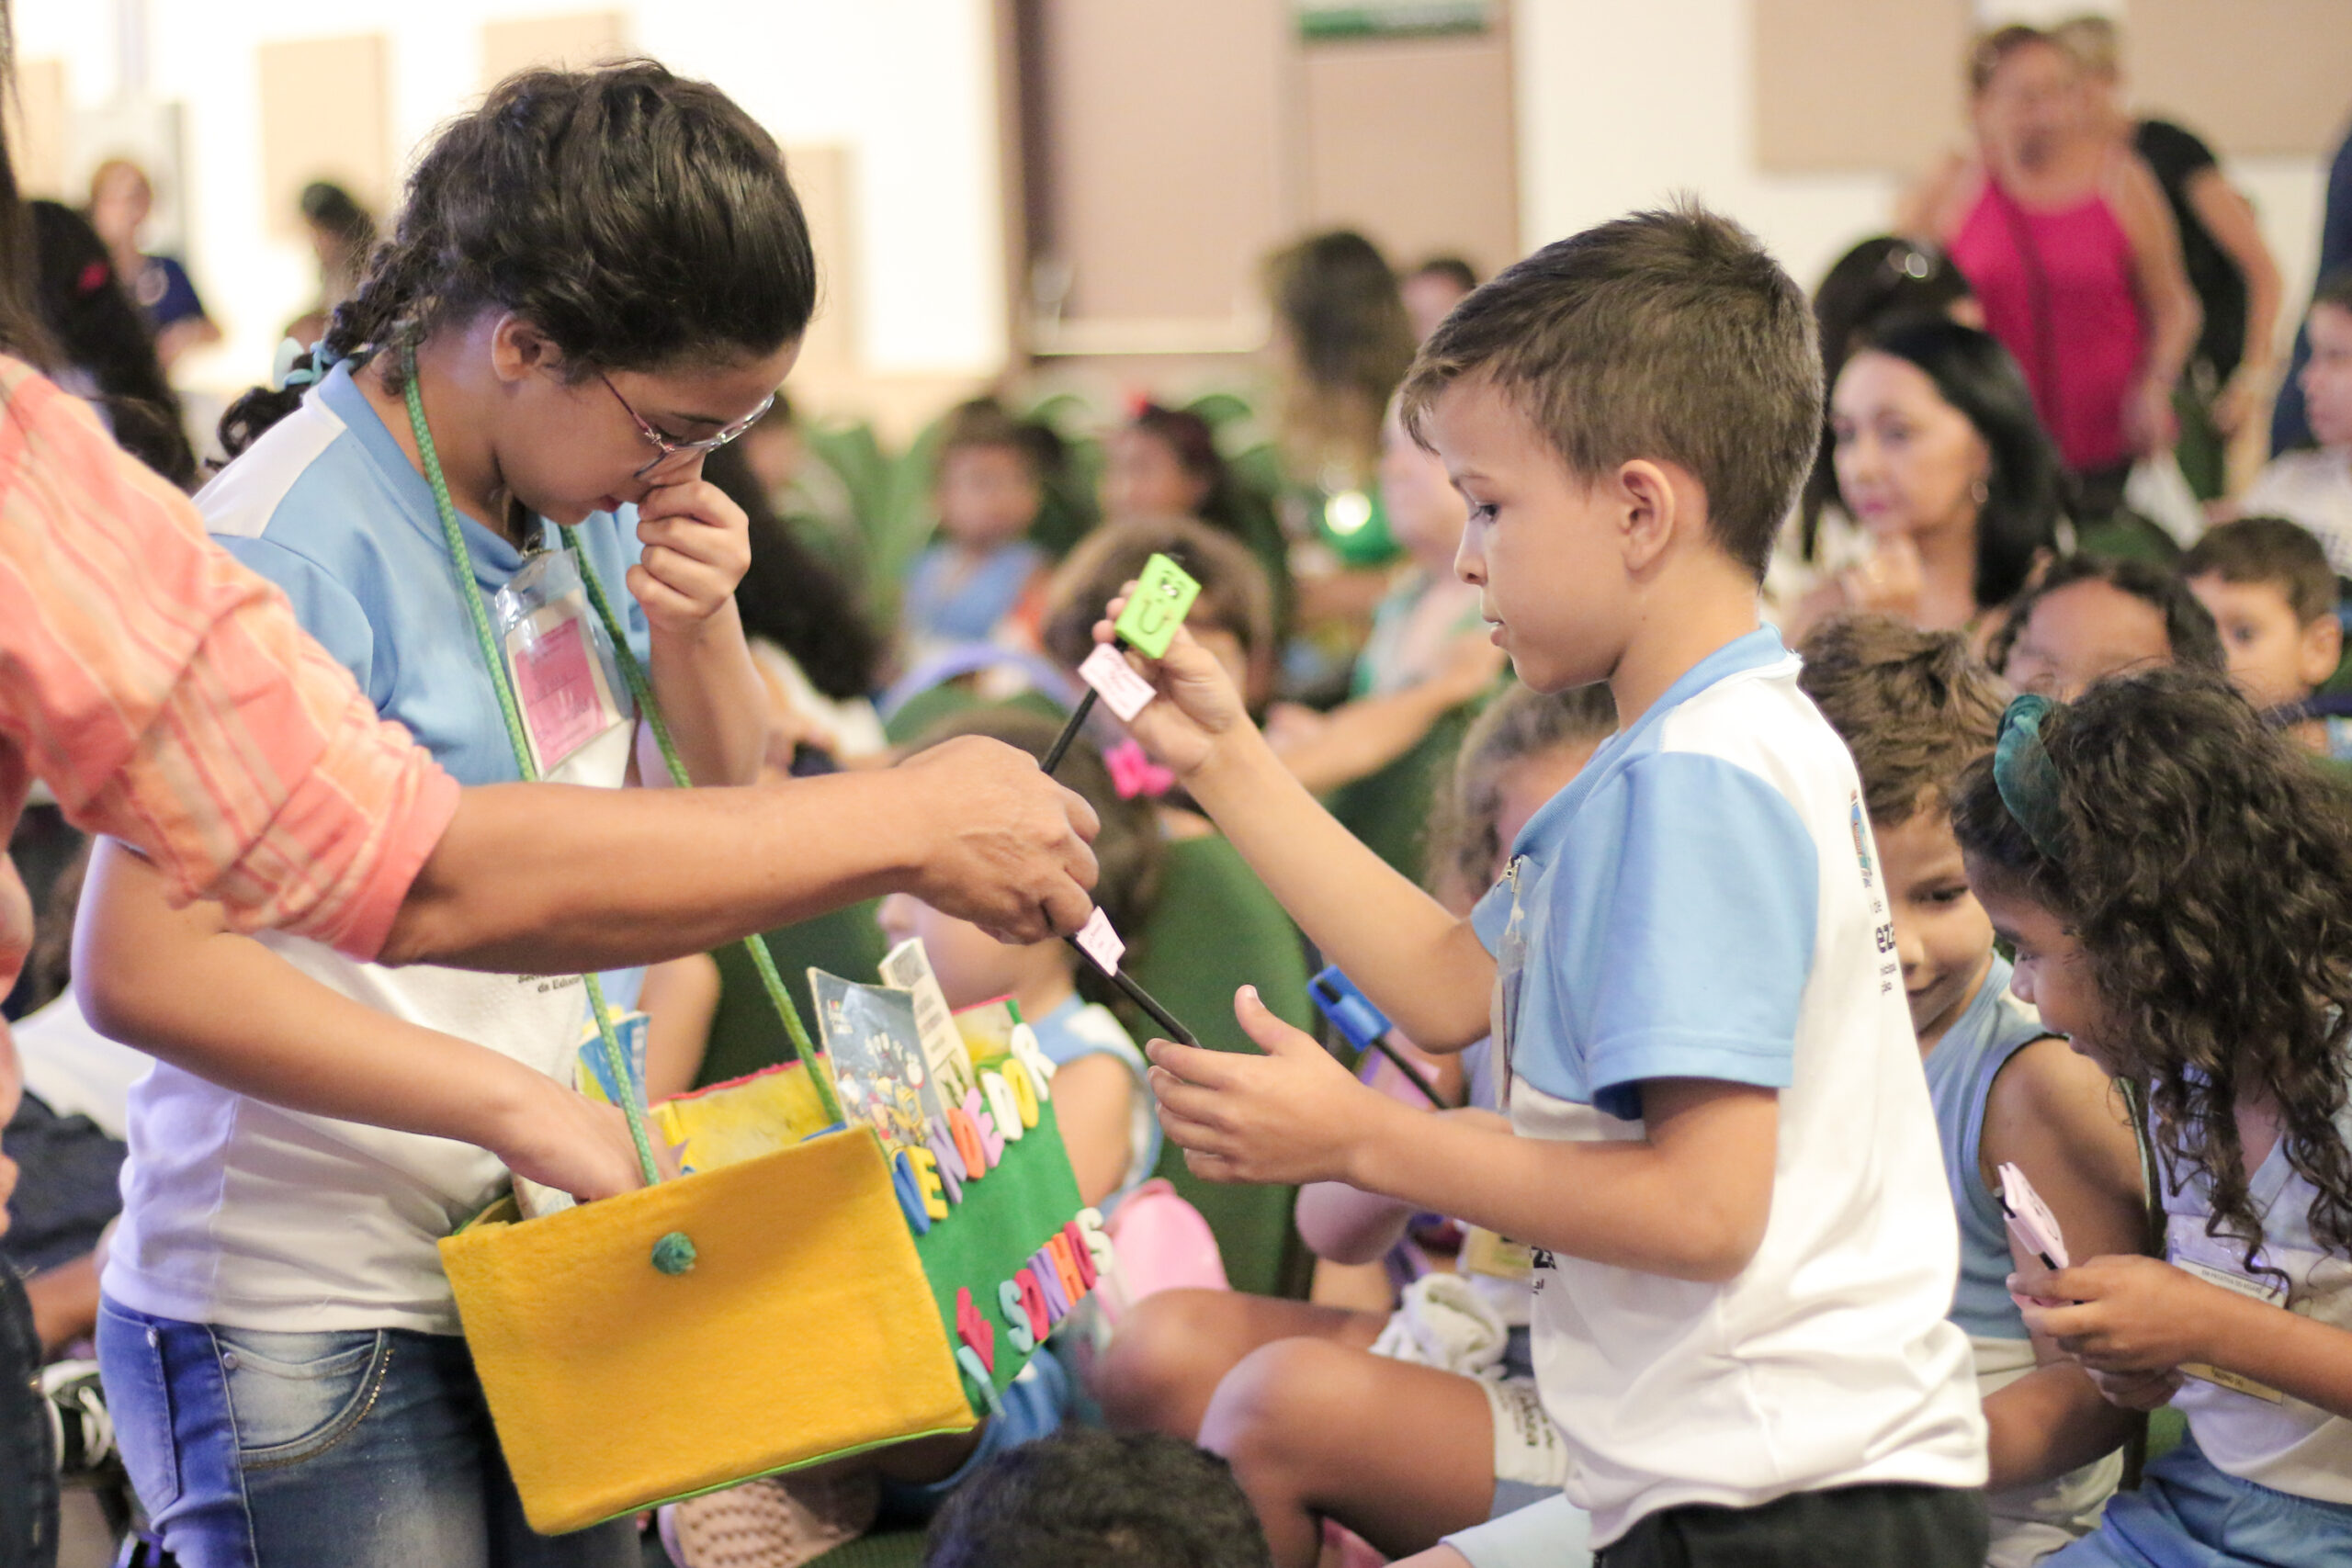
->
[1111,207,1987,1567]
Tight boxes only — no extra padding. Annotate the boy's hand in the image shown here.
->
[629,479,753,637]
[1147,986,1393,1185]
[2017,1255,2229,1375]
[1096,587,1251,778]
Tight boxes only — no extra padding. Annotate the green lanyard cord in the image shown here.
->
[401,348,842,1200]
[552,514,840,1122]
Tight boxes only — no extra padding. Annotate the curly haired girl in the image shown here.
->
[1951,668,2352,1564]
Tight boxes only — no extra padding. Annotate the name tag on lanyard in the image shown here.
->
[495,548,630,779]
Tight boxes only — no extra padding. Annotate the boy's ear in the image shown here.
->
[2300,607,2345,690]
[1616,458,1681,574]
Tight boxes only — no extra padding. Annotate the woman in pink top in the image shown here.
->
[1904,25,2198,510]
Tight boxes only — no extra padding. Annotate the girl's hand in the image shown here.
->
[1146,985,1388,1186]
[2084,1365,2186,1412]
[492,1070,679,1204]
[630,479,753,637]
[1095,588,1253,778]
[2017,1255,2228,1375]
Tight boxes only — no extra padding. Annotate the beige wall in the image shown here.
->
[1018,3,1520,363]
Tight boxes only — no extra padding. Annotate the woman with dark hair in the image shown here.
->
[25,198,196,487]
[1794,317,2064,643]
[1793,234,1978,558]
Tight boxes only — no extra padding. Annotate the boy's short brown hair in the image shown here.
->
[1398,202,1821,581]
[1797,614,2008,825]
[2183,515,2342,627]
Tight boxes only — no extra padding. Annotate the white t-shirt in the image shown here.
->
[2165,1104,2352,1504]
[100,363,647,1334]
[2241,448,2352,577]
[12,987,150,1140]
[1470,628,1986,1547]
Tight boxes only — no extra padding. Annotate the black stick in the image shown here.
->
[1063,936,1197,1047]
[1364,1037,1447,1109]
[1041,687,1098,776]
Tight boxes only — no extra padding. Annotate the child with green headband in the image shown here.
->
[74,62,808,1568]
[1800,614,2147,1565]
[1953,671,2352,1566]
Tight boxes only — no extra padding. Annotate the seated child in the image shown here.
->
[1042,516,1279,723]
[924,1428,1272,1568]
[661,710,1160,1567]
[1100,401,1293,631]
[2181,515,2352,758]
[1094,683,1615,1568]
[901,400,1054,658]
[2238,271,2352,573]
[1109,204,1991,1567]
[1262,396,1505,795]
[1798,615,2147,1566]
[1989,554,2224,701]
[876,708,1163,1213]
[1951,670,2352,1567]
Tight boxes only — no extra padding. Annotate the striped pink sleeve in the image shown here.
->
[0,357,459,959]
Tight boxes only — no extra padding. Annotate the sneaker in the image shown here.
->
[39,1359,113,1478]
[659,1470,880,1568]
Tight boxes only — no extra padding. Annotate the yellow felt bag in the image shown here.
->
[441,1127,973,1534]
[415,479,1095,1533]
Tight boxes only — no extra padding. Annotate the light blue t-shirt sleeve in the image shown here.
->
[1581,751,1817,1121]
[213,535,385,705]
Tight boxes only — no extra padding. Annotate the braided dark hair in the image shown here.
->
[1951,668,2352,1276]
[221,59,815,459]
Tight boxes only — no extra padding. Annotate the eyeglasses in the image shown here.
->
[600,372,775,480]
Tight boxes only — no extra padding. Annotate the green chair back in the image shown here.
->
[1125,834,1318,1300]
[699,903,889,1090]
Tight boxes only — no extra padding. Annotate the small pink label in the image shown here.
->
[1074,907,1125,975]
[511,616,612,771]
[1078,642,1157,722]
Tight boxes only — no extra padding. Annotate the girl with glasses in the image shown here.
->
[78,60,811,1568]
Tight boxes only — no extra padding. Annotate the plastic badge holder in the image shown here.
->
[1114,553,1204,659]
[1997,1161,2069,1271]
[1308,966,1394,1053]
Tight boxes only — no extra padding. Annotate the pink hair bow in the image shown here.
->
[1105,738,1175,800]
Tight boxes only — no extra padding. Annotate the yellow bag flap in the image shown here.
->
[441,1127,973,1534]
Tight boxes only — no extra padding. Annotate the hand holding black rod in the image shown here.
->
[1043,673,1194,1048]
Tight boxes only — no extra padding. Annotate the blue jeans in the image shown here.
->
[96,1297,636,1568]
